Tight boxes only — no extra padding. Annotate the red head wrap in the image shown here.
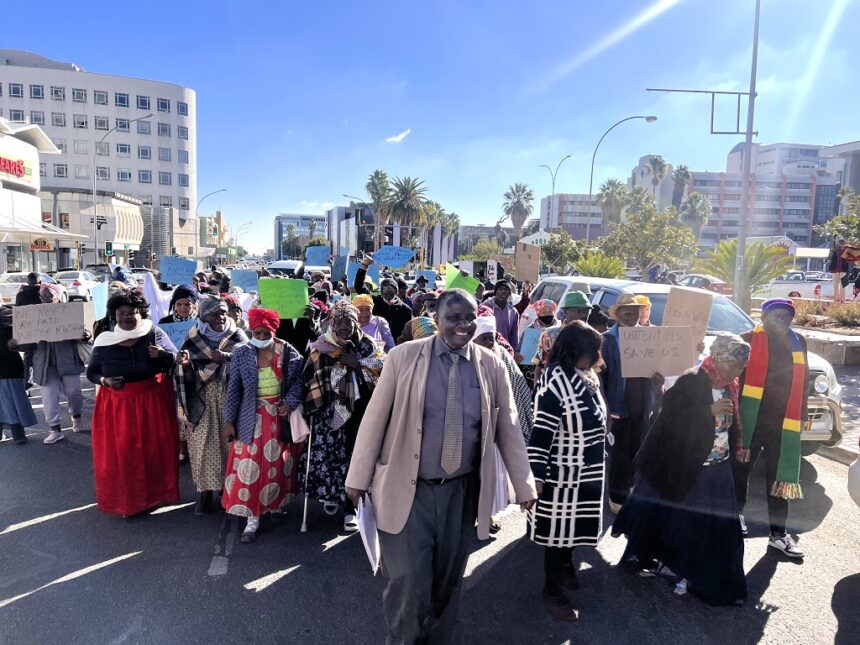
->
[248,307,280,333]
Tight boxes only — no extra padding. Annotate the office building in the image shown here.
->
[275,213,328,260]
[539,194,601,239]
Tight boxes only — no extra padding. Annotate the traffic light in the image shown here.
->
[104,241,113,256]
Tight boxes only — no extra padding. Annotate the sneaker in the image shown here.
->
[673,579,688,596]
[344,514,359,531]
[608,500,623,514]
[43,431,65,445]
[71,417,84,433]
[768,533,805,559]
[541,589,579,622]
[241,517,260,543]
[739,514,748,536]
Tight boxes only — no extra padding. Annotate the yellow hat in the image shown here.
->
[633,295,652,307]
[352,294,374,308]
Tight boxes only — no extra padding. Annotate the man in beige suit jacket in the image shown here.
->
[346,289,536,644]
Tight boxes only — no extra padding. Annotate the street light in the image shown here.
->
[195,188,227,264]
[539,155,572,232]
[91,113,152,265]
[586,115,657,244]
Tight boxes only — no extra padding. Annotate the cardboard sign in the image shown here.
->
[305,246,331,267]
[159,319,196,350]
[231,270,259,293]
[258,278,309,319]
[159,256,197,285]
[91,281,109,320]
[662,286,713,354]
[518,327,543,366]
[373,245,414,269]
[12,302,90,344]
[619,326,694,378]
[515,242,541,283]
[415,270,437,288]
[487,261,498,283]
[443,263,481,294]
[347,263,380,288]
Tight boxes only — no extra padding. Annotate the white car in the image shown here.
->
[849,450,860,508]
[0,272,68,304]
[53,271,101,301]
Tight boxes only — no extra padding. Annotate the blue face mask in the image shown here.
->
[249,337,273,349]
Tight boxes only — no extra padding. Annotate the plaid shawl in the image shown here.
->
[174,320,248,425]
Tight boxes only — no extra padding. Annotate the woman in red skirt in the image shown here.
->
[222,308,305,543]
[86,290,180,516]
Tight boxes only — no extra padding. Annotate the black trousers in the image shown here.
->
[544,546,574,595]
[733,425,789,535]
[608,417,641,505]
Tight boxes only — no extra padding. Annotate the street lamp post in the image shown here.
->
[91,113,152,266]
[586,115,657,244]
[195,188,227,265]
[539,155,572,233]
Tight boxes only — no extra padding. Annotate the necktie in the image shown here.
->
[441,351,463,475]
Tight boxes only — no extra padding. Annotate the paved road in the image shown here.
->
[834,366,860,456]
[1,381,858,644]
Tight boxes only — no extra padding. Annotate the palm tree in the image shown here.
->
[308,218,317,239]
[626,185,655,216]
[502,182,534,239]
[388,176,428,250]
[596,179,630,231]
[671,164,693,208]
[679,192,712,242]
[572,250,626,278]
[644,155,669,198]
[366,170,391,250]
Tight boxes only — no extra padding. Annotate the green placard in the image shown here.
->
[258,278,309,319]
[443,264,481,294]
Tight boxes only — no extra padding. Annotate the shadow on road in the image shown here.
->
[832,573,860,645]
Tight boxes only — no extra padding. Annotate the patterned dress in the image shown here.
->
[528,365,607,547]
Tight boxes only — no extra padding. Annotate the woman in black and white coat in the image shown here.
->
[527,321,606,622]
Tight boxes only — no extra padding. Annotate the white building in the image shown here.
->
[0,49,197,261]
[539,193,601,239]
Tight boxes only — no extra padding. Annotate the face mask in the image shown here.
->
[538,315,555,325]
[250,337,273,349]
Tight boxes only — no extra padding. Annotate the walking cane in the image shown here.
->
[300,424,313,533]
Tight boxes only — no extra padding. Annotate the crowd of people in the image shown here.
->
[0,256,810,642]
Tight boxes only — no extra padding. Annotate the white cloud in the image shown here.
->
[385,128,412,144]
[300,200,335,212]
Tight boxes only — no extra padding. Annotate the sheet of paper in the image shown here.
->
[231,270,259,293]
[90,281,109,320]
[357,496,381,575]
[518,327,543,365]
[305,246,331,267]
[158,256,197,285]
[159,319,196,349]
[619,326,694,378]
[444,263,480,293]
[347,263,380,288]
[373,245,415,269]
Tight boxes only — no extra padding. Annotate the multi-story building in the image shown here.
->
[0,49,197,264]
[275,213,328,260]
[539,193,601,239]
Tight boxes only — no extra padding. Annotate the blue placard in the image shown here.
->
[305,246,331,267]
[91,281,108,320]
[331,255,348,283]
[373,245,414,268]
[347,262,380,288]
[415,270,437,289]
[158,256,196,285]
[518,327,543,366]
[231,270,259,292]
[159,319,196,350]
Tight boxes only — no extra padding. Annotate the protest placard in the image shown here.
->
[305,246,331,267]
[331,255,348,283]
[91,281,109,320]
[258,279,309,318]
[347,263,380,288]
[373,245,414,269]
[158,256,197,285]
[662,286,713,354]
[518,327,543,366]
[160,319,196,349]
[515,242,541,283]
[443,264,480,293]
[415,269,437,288]
[231,270,259,293]
[619,326,694,378]
[12,302,89,345]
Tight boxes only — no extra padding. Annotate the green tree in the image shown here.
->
[305,236,328,247]
[541,231,582,274]
[461,238,503,260]
[573,250,626,278]
[307,218,318,239]
[679,192,712,242]
[627,185,655,216]
[281,224,299,258]
[501,182,535,239]
[598,204,697,274]
[645,155,669,197]
[596,178,630,231]
[388,176,428,247]
[671,164,692,208]
[366,169,391,249]
[814,193,860,243]
[693,239,794,312]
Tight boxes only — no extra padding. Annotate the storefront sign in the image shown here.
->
[0,135,40,190]
[29,237,55,251]
[0,156,26,178]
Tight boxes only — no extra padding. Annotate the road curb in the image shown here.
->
[817,445,859,466]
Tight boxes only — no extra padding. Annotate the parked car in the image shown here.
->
[678,273,733,295]
[849,446,860,508]
[53,271,101,301]
[0,272,68,304]
[266,260,304,277]
[759,270,838,300]
[84,263,121,283]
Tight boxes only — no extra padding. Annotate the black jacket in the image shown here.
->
[352,266,413,340]
[276,316,320,358]
[15,285,41,307]
[0,322,24,379]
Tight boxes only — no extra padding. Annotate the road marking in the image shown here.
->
[149,502,195,515]
[207,517,237,577]
[243,565,301,592]
[0,503,97,536]
[321,532,357,552]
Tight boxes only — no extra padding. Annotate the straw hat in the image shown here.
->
[608,293,646,318]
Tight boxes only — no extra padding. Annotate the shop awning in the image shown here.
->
[0,216,87,241]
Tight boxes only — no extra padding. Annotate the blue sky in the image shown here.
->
[8,0,858,253]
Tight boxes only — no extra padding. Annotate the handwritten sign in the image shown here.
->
[444,263,481,294]
[415,270,437,288]
[258,278,309,319]
[348,263,380,288]
[160,319,196,350]
[518,327,543,366]
[12,302,89,344]
[373,245,414,269]
[662,286,713,355]
[305,246,331,267]
[91,281,109,320]
[231,270,259,293]
[619,326,694,378]
[515,242,541,283]
[158,256,197,285]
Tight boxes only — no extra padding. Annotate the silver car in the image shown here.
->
[53,271,102,301]
[0,272,68,304]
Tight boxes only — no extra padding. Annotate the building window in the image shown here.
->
[94,116,109,130]
[160,196,173,208]
[51,86,65,101]
[94,90,108,105]
[39,162,46,177]
[51,112,66,127]
[96,141,109,156]
[178,173,189,187]
[177,149,189,164]
[139,170,152,183]
[158,147,171,162]
[138,145,151,159]
[177,125,188,140]
[96,167,110,180]
[177,101,188,116]
[115,92,129,107]
[30,84,44,99]
[116,143,131,157]
[159,171,172,185]
[30,111,45,125]
[54,139,67,153]
[141,195,153,205]
[53,163,68,178]
[116,118,130,132]
[179,197,190,210]
[73,114,88,129]
[137,95,150,110]
[138,120,151,135]
[9,83,23,98]
[8,109,24,122]
[72,88,87,102]
[157,98,170,112]
[158,122,171,137]
[75,165,89,179]
[74,139,88,155]
[117,168,132,182]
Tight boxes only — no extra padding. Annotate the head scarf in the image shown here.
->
[329,300,359,323]
[353,294,374,309]
[709,332,751,365]
[39,282,64,302]
[196,296,230,342]
[248,308,280,333]
[409,316,438,340]
[474,316,497,337]
[534,299,557,317]
[699,333,750,435]
[221,293,242,311]
[762,297,796,317]
[198,295,226,320]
